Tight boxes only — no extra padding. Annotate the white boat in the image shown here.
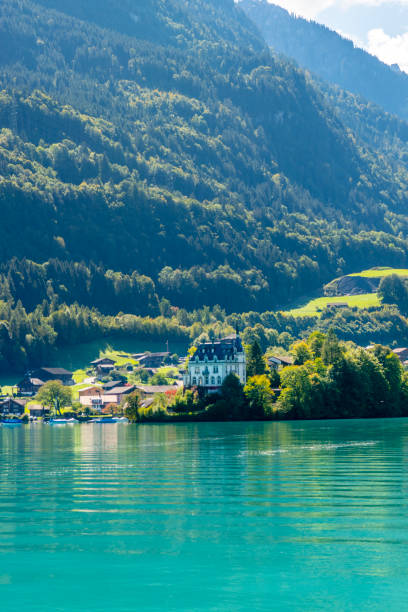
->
[49,418,79,425]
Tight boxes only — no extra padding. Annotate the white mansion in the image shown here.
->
[183,335,247,393]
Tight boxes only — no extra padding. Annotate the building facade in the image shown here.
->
[183,335,246,393]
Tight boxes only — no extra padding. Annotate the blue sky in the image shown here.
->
[269,1,408,72]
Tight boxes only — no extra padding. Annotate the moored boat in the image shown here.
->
[1,418,22,426]
[48,418,79,425]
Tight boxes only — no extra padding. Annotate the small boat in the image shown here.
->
[1,418,22,426]
[49,418,79,425]
[93,417,118,424]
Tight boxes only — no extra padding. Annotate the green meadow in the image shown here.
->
[284,293,381,318]
[349,268,408,278]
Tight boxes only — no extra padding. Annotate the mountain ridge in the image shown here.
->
[240,0,408,121]
[0,0,407,315]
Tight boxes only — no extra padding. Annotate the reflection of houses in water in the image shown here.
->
[77,422,120,453]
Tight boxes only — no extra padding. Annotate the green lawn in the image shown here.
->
[285,293,381,318]
[73,369,88,383]
[349,267,408,278]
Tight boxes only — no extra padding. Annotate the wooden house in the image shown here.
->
[90,357,116,367]
[32,368,74,386]
[0,397,27,416]
[17,377,45,396]
[137,353,170,368]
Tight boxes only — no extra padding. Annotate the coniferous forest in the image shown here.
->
[1,0,408,371]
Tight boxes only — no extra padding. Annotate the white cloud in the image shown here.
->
[366,28,408,71]
[270,0,408,21]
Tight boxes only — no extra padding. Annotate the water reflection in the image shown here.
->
[2,420,408,611]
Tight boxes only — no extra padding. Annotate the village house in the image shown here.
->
[268,355,293,370]
[183,335,246,393]
[393,348,408,363]
[79,385,136,411]
[136,353,170,368]
[90,357,116,368]
[102,380,123,391]
[0,397,27,417]
[31,367,74,386]
[17,376,45,396]
[135,384,180,399]
[325,302,349,310]
[96,364,116,376]
[29,404,51,418]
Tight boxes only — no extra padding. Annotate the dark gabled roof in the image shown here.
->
[135,385,178,394]
[0,397,27,407]
[105,385,136,396]
[90,357,116,365]
[194,336,243,362]
[39,367,73,376]
[102,380,123,389]
[139,352,169,360]
[269,355,293,366]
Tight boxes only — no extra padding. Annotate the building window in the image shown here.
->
[199,378,203,386]
[193,377,197,385]
[211,377,215,385]
[213,366,218,373]
[205,377,209,385]
[217,376,222,385]
[195,367,200,374]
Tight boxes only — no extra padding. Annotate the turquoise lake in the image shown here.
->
[2,419,408,611]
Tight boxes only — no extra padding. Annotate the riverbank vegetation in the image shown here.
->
[119,333,408,423]
[4,269,408,374]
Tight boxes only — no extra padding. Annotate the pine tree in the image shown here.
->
[246,341,266,377]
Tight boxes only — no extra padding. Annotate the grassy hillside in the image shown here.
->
[349,268,408,279]
[287,267,408,317]
[285,293,381,318]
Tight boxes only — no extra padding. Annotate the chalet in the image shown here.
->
[0,397,26,417]
[137,353,170,368]
[135,384,180,399]
[183,335,246,393]
[102,380,123,391]
[268,355,293,370]
[105,385,136,403]
[29,404,50,418]
[79,385,136,410]
[17,377,45,396]
[90,357,116,367]
[325,302,349,310]
[32,368,74,386]
[393,348,408,363]
[78,386,104,398]
[96,363,116,375]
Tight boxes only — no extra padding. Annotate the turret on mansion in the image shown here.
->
[183,335,246,393]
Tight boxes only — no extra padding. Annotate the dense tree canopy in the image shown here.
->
[0,0,407,370]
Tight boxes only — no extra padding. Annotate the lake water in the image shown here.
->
[1,419,408,611]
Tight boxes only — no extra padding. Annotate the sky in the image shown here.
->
[269,0,408,72]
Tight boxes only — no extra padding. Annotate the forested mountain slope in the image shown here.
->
[240,0,408,121]
[0,0,408,318]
